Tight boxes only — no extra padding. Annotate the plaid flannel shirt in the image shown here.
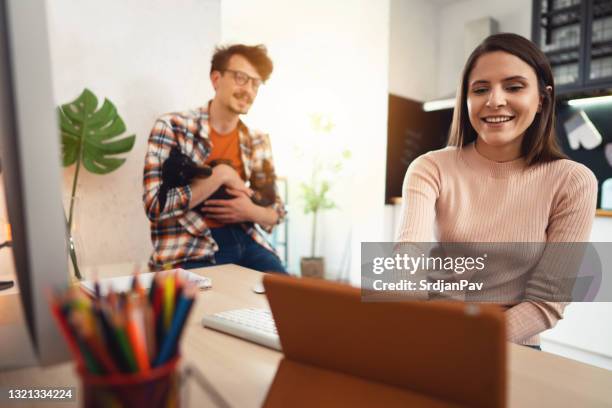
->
[143,104,286,270]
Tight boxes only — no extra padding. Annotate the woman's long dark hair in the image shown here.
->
[447,33,566,165]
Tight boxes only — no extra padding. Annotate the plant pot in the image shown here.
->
[300,257,325,279]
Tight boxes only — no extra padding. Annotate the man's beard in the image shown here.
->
[229,92,252,114]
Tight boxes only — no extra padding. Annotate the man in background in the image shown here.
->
[143,44,286,272]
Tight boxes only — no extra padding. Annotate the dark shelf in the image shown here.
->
[591,39,612,58]
[546,46,580,65]
[541,4,581,17]
[540,17,581,30]
[533,0,612,94]
[592,51,612,59]
[593,10,612,19]
[544,45,580,56]
[592,39,612,48]
[549,57,580,65]
[593,0,612,18]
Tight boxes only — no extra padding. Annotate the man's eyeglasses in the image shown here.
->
[223,69,263,90]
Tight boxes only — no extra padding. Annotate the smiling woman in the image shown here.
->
[448,33,564,165]
[466,52,544,162]
[396,33,598,349]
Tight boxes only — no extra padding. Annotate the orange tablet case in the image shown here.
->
[263,274,506,408]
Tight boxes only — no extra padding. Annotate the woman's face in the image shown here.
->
[467,51,542,158]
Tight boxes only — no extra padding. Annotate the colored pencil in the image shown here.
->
[50,269,198,376]
[143,300,156,362]
[125,296,150,372]
[50,299,86,369]
[154,283,196,367]
[76,312,119,374]
[110,309,138,373]
[163,273,175,331]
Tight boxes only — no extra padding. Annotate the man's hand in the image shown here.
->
[214,164,253,197]
[189,165,252,209]
[202,188,257,224]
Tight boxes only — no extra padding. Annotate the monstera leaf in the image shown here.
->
[59,88,135,174]
[58,88,136,280]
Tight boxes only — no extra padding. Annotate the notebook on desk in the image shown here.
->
[80,269,211,296]
[262,274,507,408]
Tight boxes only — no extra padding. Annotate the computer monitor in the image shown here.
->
[0,0,70,367]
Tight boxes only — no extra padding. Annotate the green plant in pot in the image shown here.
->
[58,88,135,280]
[299,113,350,279]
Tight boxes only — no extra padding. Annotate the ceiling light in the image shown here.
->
[567,95,612,107]
[423,98,456,112]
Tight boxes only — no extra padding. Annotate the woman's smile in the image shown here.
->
[467,51,542,160]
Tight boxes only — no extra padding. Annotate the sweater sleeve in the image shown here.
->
[395,154,440,242]
[506,164,598,343]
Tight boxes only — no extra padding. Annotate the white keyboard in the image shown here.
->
[201,308,281,351]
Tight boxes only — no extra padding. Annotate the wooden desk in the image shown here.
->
[0,264,611,407]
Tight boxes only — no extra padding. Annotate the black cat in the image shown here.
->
[158,147,212,212]
[159,147,277,218]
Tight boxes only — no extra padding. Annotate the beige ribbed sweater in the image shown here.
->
[396,142,598,345]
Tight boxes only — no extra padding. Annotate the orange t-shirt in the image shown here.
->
[204,126,246,228]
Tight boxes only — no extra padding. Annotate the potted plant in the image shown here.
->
[299,113,350,278]
[58,88,135,279]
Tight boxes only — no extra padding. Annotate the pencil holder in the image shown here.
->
[77,357,180,408]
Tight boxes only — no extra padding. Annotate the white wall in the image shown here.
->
[591,217,612,241]
[436,0,532,98]
[45,0,221,273]
[389,0,438,101]
[385,0,440,241]
[220,0,390,280]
